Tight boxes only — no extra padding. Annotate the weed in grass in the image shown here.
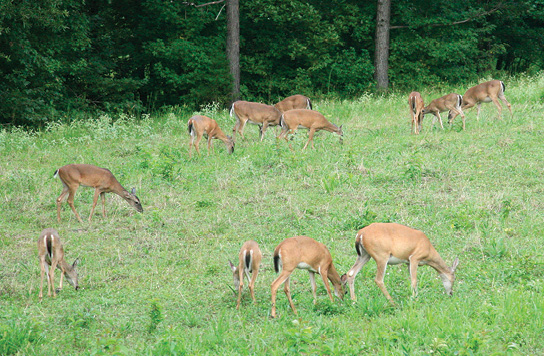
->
[0,317,43,355]
[148,299,164,334]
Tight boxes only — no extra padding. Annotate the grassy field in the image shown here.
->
[1,74,543,355]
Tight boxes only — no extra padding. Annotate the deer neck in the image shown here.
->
[427,252,452,277]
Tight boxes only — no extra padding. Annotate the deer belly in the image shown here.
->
[387,256,409,265]
[481,97,493,103]
[297,262,317,272]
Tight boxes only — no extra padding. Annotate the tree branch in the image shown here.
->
[181,0,225,8]
[390,4,503,29]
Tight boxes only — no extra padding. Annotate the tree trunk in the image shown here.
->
[375,0,391,92]
[226,0,240,102]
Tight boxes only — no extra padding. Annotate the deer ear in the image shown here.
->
[131,187,136,195]
[228,260,236,272]
[451,258,459,272]
[73,258,80,268]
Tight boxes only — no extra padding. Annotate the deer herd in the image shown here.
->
[38,79,512,316]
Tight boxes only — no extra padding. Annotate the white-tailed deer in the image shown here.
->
[421,93,466,130]
[228,240,262,309]
[38,228,79,299]
[230,101,282,142]
[271,235,345,318]
[55,164,143,223]
[408,92,424,134]
[278,109,343,150]
[457,80,512,121]
[274,95,312,113]
[342,223,459,304]
[187,115,234,158]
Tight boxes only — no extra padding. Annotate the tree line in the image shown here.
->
[1,0,542,125]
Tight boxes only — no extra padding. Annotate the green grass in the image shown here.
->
[1,74,544,355]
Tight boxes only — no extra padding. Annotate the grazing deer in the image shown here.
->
[421,93,466,130]
[187,115,234,158]
[271,235,345,318]
[278,109,343,150]
[55,164,143,223]
[456,80,512,121]
[408,92,424,134]
[228,240,262,309]
[230,101,282,142]
[274,95,312,113]
[342,223,459,304]
[38,228,79,299]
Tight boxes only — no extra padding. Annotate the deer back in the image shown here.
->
[275,95,311,113]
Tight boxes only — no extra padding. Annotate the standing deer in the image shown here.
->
[274,95,312,113]
[421,93,466,130]
[270,235,345,318]
[455,80,512,121]
[342,223,459,304]
[278,109,343,150]
[55,164,143,223]
[228,240,262,309]
[408,92,424,134]
[38,228,79,299]
[187,115,234,158]
[230,101,282,142]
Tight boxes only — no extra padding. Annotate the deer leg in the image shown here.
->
[346,253,371,301]
[283,277,297,315]
[66,186,83,223]
[249,267,259,304]
[409,258,419,298]
[207,136,213,156]
[261,122,269,141]
[56,184,70,223]
[499,94,512,118]
[271,270,293,318]
[88,189,101,222]
[49,260,58,297]
[236,266,244,310]
[39,258,46,299]
[319,269,335,302]
[194,134,202,156]
[374,259,394,304]
[476,103,481,121]
[100,192,106,218]
[309,271,317,304]
[491,97,503,119]
[303,128,316,150]
[437,112,444,130]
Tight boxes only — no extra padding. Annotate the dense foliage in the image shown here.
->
[1,0,543,124]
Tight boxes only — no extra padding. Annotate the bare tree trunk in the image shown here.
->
[375,0,391,92]
[226,0,240,101]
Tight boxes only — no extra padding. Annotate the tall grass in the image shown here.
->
[1,74,543,354]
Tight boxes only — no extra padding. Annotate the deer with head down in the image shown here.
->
[408,91,424,134]
[451,80,512,122]
[270,235,345,318]
[229,240,262,309]
[342,223,459,304]
[55,164,143,223]
[278,109,343,150]
[38,228,79,299]
[421,93,466,130]
[187,115,234,158]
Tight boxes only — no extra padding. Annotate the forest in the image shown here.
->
[1,0,543,125]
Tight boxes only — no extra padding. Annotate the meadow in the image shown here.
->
[1,74,543,355]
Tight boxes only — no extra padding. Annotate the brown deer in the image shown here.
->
[408,92,424,134]
[274,95,312,113]
[278,109,343,150]
[271,235,345,318]
[421,93,466,130]
[187,115,234,158]
[55,164,143,223]
[230,101,282,142]
[38,228,79,299]
[456,80,512,121]
[342,223,459,304]
[228,240,262,309]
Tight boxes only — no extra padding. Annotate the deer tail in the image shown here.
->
[53,169,59,178]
